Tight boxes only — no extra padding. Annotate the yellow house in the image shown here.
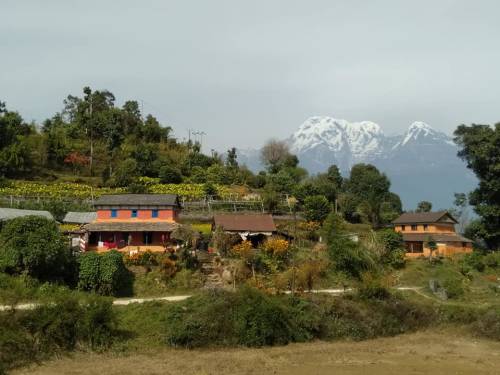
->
[392,211,473,257]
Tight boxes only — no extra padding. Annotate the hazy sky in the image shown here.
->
[1,0,499,151]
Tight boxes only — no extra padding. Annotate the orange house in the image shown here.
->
[83,194,181,252]
[392,211,473,258]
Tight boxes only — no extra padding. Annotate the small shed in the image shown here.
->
[213,213,277,245]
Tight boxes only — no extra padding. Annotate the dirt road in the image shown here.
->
[15,330,500,375]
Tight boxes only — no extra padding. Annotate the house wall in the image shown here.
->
[405,241,472,258]
[96,209,176,221]
[395,223,455,233]
[88,231,173,252]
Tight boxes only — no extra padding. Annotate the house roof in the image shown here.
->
[402,233,473,243]
[213,214,276,232]
[0,208,54,222]
[392,211,458,225]
[84,221,179,232]
[63,211,97,224]
[94,194,180,207]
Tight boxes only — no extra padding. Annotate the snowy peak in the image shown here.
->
[396,121,454,148]
[289,116,384,158]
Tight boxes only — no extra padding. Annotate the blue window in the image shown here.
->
[111,209,117,218]
[131,210,138,218]
[152,209,158,218]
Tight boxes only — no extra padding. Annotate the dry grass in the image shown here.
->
[14,330,500,375]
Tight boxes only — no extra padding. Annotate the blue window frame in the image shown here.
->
[152,209,158,218]
[131,210,138,218]
[111,209,117,218]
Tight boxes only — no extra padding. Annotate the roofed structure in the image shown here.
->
[213,214,276,233]
[392,211,458,225]
[0,208,54,222]
[84,221,179,232]
[63,211,97,224]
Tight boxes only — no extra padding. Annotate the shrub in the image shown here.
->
[357,273,392,300]
[441,276,465,299]
[159,165,183,184]
[0,216,75,282]
[484,252,500,268]
[472,309,500,340]
[461,252,486,272]
[164,287,299,348]
[303,195,331,223]
[262,237,290,256]
[0,295,116,372]
[78,250,131,296]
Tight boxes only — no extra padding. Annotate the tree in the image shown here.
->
[78,250,130,295]
[159,165,183,183]
[0,216,74,281]
[343,164,398,227]
[322,212,376,278]
[426,236,438,261]
[303,195,331,222]
[416,201,432,212]
[260,139,294,173]
[454,123,500,249]
[226,147,238,169]
[112,158,138,187]
[326,165,343,188]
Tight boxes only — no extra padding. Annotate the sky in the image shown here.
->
[1,0,500,151]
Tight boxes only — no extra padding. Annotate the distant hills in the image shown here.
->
[237,116,477,210]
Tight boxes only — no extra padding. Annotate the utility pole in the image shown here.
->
[88,96,93,176]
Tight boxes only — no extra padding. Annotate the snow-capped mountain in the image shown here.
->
[237,116,477,209]
[287,116,386,171]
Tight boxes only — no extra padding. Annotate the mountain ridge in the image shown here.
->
[237,116,477,210]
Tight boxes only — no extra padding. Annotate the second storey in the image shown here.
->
[393,211,458,234]
[94,194,181,222]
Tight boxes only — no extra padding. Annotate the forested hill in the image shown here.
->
[0,86,486,231]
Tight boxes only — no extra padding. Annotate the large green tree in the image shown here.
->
[454,123,500,249]
[343,164,401,227]
[0,216,75,281]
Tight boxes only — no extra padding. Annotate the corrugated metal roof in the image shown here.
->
[63,211,97,224]
[392,211,457,224]
[0,208,54,221]
[94,194,179,207]
[402,233,473,243]
[84,221,179,232]
[213,214,276,232]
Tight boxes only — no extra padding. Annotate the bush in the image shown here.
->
[441,276,465,299]
[472,309,500,340]
[484,252,500,268]
[159,165,183,184]
[461,252,486,272]
[303,195,330,223]
[357,273,392,300]
[78,251,132,296]
[0,216,76,282]
[162,287,433,349]
[164,288,300,348]
[0,295,116,372]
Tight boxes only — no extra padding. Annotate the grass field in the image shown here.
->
[14,330,500,375]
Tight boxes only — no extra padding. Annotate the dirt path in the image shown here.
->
[0,287,425,311]
[14,330,500,375]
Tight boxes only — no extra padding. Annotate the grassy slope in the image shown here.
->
[395,256,500,306]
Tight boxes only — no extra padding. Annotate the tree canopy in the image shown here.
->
[454,123,500,249]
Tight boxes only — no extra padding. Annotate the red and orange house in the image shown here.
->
[83,194,181,252]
